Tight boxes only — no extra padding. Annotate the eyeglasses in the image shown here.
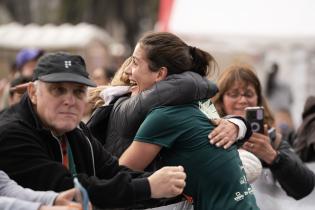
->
[225,91,256,100]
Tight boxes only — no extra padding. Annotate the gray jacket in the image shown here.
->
[0,170,57,210]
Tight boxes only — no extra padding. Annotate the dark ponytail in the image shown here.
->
[139,32,217,77]
[189,46,216,77]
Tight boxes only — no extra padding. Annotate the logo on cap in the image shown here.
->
[65,61,71,68]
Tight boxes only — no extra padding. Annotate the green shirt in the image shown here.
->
[135,104,259,210]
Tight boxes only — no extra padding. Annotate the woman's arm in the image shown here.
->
[242,128,315,199]
[119,141,162,171]
[269,140,315,199]
[115,72,218,138]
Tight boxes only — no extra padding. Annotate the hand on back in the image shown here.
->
[209,118,239,149]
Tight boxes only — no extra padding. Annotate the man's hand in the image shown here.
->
[148,166,186,198]
[53,188,92,210]
[54,188,76,206]
[208,118,238,149]
[39,204,82,210]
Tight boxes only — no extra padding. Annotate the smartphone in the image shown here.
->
[74,177,89,210]
[245,106,264,134]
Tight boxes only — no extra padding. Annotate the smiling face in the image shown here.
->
[28,81,87,136]
[222,80,258,117]
[127,43,166,93]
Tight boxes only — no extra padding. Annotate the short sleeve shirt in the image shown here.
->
[135,104,259,210]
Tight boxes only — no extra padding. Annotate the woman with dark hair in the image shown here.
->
[118,32,258,210]
[212,63,314,207]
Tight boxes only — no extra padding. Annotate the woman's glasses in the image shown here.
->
[225,90,256,100]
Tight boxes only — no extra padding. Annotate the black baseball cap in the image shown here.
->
[33,52,96,87]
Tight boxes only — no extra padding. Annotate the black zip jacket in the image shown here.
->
[0,94,158,209]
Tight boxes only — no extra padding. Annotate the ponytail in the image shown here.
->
[189,46,216,77]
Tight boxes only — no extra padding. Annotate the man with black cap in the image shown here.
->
[0,52,186,209]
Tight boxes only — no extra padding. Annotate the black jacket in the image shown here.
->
[269,139,315,199]
[0,94,156,209]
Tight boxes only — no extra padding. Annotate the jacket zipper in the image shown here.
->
[50,128,96,176]
[51,132,63,163]
[78,127,96,176]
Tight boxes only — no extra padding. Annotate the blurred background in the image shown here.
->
[0,0,315,127]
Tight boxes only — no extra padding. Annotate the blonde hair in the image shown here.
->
[88,57,132,110]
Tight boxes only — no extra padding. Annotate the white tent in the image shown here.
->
[0,22,113,50]
[0,22,122,73]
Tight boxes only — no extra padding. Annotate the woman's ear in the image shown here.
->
[27,82,37,105]
[156,67,168,82]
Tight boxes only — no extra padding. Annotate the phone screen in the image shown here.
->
[74,177,89,210]
[245,107,264,134]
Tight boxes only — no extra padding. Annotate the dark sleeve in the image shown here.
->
[80,139,177,208]
[80,173,181,209]
[0,126,75,192]
[0,124,154,208]
[269,140,315,200]
[135,71,218,113]
[75,125,155,208]
[115,71,218,137]
[79,173,151,208]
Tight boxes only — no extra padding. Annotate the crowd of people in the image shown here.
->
[0,31,314,210]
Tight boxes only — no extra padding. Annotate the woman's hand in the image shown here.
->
[208,118,239,149]
[243,125,280,165]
